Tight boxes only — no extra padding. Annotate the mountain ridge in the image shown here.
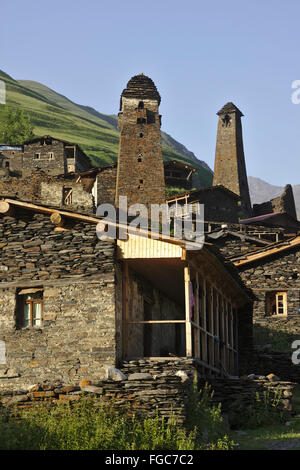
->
[0,69,213,187]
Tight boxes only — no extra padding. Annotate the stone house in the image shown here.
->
[206,226,300,332]
[0,136,91,178]
[166,185,241,223]
[231,236,300,328]
[164,160,197,190]
[0,197,253,390]
[0,171,94,213]
[0,145,23,176]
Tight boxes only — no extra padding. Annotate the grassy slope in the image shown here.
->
[0,70,213,187]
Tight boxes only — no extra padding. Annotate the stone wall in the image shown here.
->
[115,90,166,207]
[22,138,91,177]
[0,172,94,213]
[1,359,295,424]
[238,247,300,319]
[251,351,300,384]
[0,149,23,176]
[96,165,117,207]
[40,179,94,212]
[22,139,66,177]
[0,210,118,389]
[253,184,298,220]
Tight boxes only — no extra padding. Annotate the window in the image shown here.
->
[34,153,40,160]
[17,289,43,328]
[63,187,73,205]
[48,152,54,160]
[266,291,287,316]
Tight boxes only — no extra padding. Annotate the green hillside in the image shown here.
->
[0,70,213,187]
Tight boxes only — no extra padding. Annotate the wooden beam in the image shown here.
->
[233,236,300,266]
[194,272,200,358]
[122,261,129,360]
[2,198,210,250]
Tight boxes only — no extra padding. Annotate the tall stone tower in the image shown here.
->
[213,102,252,217]
[115,74,166,208]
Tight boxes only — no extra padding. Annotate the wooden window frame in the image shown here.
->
[17,289,43,328]
[266,291,287,317]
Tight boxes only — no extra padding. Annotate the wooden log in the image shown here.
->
[0,201,13,216]
[50,212,64,227]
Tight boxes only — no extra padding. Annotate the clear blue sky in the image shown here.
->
[1,0,300,185]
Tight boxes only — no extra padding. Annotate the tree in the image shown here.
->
[0,106,34,144]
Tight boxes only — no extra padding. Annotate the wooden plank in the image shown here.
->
[202,279,208,363]
[122,261,129,360]
[233,236,300,266]
[128,320,186,324]
[194,272,200,358]
[184,265,192,357]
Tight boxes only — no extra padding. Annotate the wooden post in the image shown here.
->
[209,286,214,368]
[194,272,200,358]
[122,261,129,360]
[0,201,13,216]
[202,279,208,363]
[184,265,192,357]
[215,290,220,370]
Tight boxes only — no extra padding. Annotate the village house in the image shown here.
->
[164,160,197,190]
[0,136,91,177]
[2,71,299,394]
[232,236,300,328]
[0,198,253,392]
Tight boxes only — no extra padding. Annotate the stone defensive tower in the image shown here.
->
[115,74,166,208]
[213,102,252,217]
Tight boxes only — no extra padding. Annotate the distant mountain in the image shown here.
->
[0,69,213,188]
[248,176,300,219]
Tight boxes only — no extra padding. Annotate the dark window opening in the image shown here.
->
[139,133,144,138]
[222,114,231,127]
[138,101,144,109]
[146,109,156,124]
[34,153,40,160]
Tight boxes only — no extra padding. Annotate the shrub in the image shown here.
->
[228,388,284,429]
[0,397,197,450]
[186,377,234,450]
